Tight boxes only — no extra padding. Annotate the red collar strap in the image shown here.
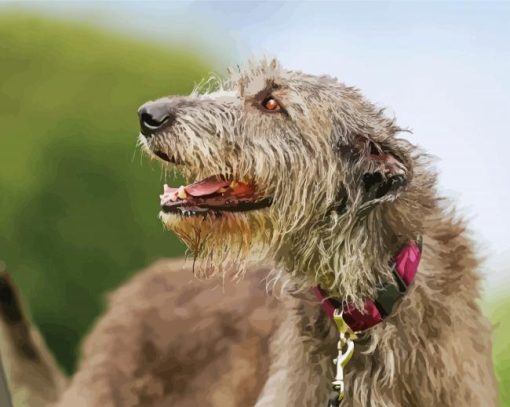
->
[313,238,422,333]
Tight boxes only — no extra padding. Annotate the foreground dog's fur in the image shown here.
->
[0,59,499,406]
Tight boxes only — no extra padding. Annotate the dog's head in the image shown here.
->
[138,59,428,294]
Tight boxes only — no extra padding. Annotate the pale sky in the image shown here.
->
[5,1,510,292]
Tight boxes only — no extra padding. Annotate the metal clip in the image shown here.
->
[327,309,356,406]
[331,335,354,401]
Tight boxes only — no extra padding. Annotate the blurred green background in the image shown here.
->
[0,13,203,373]
[0,10,508,406]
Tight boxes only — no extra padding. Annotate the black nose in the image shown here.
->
[137,101,176,137]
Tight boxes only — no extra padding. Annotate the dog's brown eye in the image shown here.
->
[262,97,280,111]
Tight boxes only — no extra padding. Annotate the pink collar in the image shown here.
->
[313,239,422,333]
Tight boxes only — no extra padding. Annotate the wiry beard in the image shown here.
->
[160,210,273,280]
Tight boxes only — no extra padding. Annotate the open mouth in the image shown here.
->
[160,175,273,216]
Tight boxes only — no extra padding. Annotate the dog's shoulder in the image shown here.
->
[61,258,282,406]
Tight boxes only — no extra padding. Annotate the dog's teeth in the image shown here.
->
[230,181,238,189]
[177,186,187,199]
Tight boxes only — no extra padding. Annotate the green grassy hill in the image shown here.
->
[0,13,209,373]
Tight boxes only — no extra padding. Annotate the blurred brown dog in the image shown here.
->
[0,59,498,406]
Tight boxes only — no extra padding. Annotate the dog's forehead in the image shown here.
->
[225,59,294,96]
[232,62,337,100]
[233,61,281,95]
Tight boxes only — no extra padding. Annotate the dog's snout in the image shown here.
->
[138,101,176,137]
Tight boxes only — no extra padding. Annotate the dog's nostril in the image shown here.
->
[140,112,169,129]
[137,101,175,137]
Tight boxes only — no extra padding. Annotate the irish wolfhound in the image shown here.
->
[0,59,498,406]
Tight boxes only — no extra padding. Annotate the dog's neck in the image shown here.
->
[277,191,429,308]
[313,237,422,332]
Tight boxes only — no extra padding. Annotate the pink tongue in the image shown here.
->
[163,176,231,199]
[183,176,230,197]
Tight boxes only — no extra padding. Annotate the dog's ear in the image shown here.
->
[339,135,411,214]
